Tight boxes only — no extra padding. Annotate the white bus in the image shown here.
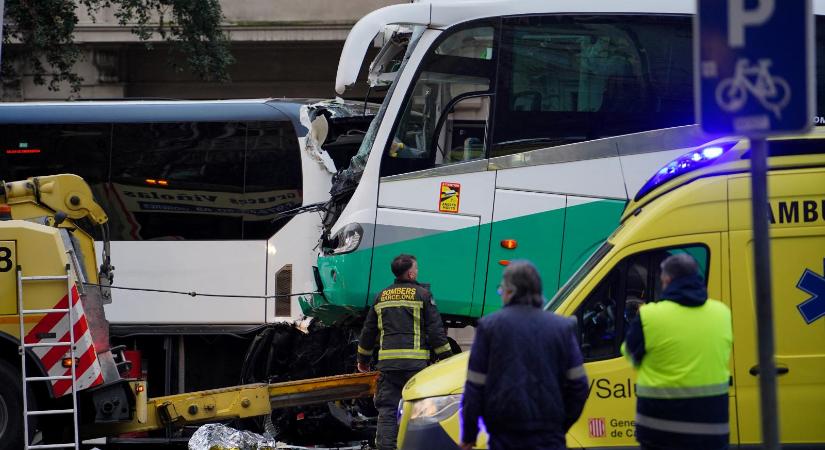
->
[305,0,825,332]
[0,99,374,401]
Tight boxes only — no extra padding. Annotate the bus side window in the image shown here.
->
[243,121,303,239]
[110,122,246,240]
[0,124,111,184]
[0,124,111,239]
[380,23,496,177]
[491,15,693,157]
[574,245,709,361]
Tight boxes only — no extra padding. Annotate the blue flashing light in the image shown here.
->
[634,143,734,201]
[702,146,724,159]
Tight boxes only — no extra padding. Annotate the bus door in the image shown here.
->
[484,189,567,314]
[373,23,498,317]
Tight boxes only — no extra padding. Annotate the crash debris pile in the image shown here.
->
[188,424,280,450]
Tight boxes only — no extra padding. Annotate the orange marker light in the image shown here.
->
[61,357,74,368]
[136,384,145,393]
[145,179,157,185]
[498,260,510,266]
[158,179,169,186]
[500,239,518,250]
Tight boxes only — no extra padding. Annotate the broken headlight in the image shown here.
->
[332,223,363,254]
[407,394,461,425]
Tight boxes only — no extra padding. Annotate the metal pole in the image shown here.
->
[750,138,780,450]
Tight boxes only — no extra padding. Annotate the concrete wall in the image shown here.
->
[3,0,406,101]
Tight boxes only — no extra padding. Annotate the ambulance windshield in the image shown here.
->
[546,241,614,312]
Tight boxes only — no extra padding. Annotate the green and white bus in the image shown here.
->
[303,0,825,326]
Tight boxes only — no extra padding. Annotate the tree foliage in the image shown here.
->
[1,0,234,93]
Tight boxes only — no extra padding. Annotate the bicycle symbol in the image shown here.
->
[715,58,791,119]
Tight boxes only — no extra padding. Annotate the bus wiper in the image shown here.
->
[271,201,328,223]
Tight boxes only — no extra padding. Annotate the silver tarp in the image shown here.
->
[188,424,280,450]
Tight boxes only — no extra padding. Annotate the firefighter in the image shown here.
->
[357,254,453,450]
[622,253,733,450]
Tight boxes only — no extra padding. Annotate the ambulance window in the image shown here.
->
[578,267,623,360]
[575,244,709,361]
[651,246,709,299]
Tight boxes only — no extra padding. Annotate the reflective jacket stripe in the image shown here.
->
[375,300,423,311]
[434,342,452,355]
[566,365,586,380]
[636,382,729,399]
[376,299,426,353]
[378,348,430,360]
[636,413,729,435]
[377,308,384,348]
[413,305,421,350]
[466,369,486,385]
[357,345,372,356]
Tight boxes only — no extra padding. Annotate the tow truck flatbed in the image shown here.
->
[88,372,379,435]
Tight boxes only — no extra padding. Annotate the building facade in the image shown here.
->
[2,0,404,101]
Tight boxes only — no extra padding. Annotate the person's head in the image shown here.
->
[659,253,701,291]
[391,254,418,281]
[499,260,543,307]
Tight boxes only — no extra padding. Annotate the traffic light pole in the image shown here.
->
[750,138,780,450]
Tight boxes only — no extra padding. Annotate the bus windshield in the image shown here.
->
[345,26,427,175]
[545,241,614,312]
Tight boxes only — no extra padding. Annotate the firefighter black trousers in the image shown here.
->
[374,369,417,450]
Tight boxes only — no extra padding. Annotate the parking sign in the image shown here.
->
[696,0,815,136]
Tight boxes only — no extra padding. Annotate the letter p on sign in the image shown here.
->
[728,0,775,48]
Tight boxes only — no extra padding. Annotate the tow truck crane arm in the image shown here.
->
[2,174,108,224]
[1,174,112,295]
[89,372,378,435]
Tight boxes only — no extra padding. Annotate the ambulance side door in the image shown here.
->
[728,170,825,445]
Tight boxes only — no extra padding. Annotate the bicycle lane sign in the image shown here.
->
[696,0,815,136]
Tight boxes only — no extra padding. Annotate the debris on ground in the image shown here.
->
[188,423,279,450]
[188,423,371,450]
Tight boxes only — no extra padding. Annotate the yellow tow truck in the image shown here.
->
[0,174,377,449]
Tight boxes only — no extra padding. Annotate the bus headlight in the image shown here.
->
[333,223,363,254]
[407,394,461,425]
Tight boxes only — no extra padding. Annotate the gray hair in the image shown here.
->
[501,260,544,307]
[660,253,700,280]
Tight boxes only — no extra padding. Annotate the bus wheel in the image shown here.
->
[0,359,24,450]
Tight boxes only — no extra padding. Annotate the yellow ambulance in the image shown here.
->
[396,134,825,449]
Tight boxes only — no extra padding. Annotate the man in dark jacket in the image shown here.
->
[357,254,453,450]
[460,261,589,450]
